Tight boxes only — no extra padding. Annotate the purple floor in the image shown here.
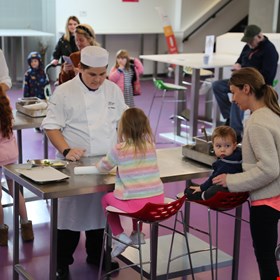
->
[1,79,279,280]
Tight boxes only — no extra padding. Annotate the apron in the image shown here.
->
[56,83,118,231]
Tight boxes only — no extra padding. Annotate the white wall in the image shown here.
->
[55,0,176,34]
[248,0,279,32]
[181,0,249,53]
[0,0,42,29]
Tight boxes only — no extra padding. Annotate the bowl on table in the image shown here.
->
[27,159,68,169]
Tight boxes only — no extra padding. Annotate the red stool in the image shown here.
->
[170,191,249,280]
[98,195,194,280]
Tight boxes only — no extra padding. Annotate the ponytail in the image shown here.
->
[262,85,280,117]
[229,67,280,117]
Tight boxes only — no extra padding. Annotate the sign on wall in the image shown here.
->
[155,6,178,54]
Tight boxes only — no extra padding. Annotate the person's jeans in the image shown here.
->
[212,79,244,136]
[250,205,280,280]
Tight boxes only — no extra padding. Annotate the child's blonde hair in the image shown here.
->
[115,49,131,70]
[118,108,154,156]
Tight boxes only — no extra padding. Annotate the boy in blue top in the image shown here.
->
[23,52,48,99]
[185,126,242,200]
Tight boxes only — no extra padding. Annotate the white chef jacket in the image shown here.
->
[42,75,128,231]
[0,49,12,89]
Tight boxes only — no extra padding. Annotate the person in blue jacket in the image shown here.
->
[213,25,279,142]
[23,51,48,99]
[185,126,242,200]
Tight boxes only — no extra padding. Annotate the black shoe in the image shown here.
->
[86,257,119,271]
[56,265,69,280]
[184,188,203,201]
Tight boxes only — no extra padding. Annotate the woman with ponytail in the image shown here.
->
[212,67,280,280]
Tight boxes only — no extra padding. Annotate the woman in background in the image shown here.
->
[109,49,144,107]
[58,23,100,84]
[51,16,80,65]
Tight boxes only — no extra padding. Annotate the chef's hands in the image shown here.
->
[65,148,85,162]
[212,174,227,187]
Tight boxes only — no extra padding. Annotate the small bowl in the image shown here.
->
[27,159,68,169]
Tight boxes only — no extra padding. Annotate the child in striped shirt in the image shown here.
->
[96,107,164,258]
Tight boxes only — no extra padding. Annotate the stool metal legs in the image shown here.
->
[166,210,195,280]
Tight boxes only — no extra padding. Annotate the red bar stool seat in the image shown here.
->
[98,195,194,280]
[168,191,250,280]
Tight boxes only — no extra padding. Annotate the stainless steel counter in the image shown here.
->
[3,147,211,280]
[13,111,48,163]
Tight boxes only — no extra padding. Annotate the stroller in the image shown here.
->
[44,62,61,100]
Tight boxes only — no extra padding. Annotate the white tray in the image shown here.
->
[16,166,69,184]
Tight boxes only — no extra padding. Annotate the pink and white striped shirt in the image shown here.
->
[96,142,164,200]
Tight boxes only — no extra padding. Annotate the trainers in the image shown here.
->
[111,233,132,258]
[130,231,146,245]
[0,224,9,246]
[21,220,34,242]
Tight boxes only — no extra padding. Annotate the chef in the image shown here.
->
[42,45,128,280]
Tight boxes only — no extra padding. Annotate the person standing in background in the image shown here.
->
[23,51,48,100]
[58,23,100,84]
[51,16,80,65]
[109,49,144,107]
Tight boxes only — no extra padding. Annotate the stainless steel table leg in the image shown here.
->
[13,181,20,280]
[231,205,242,280]
[43,132,48,159]
[212,67,223,129]
[174,65,185,136]
[16,130,22,163]
[50,198,58,280]
[150,223,159,280]
[189,68,200,138]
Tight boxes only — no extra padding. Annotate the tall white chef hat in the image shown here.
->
[81,46,109,67]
